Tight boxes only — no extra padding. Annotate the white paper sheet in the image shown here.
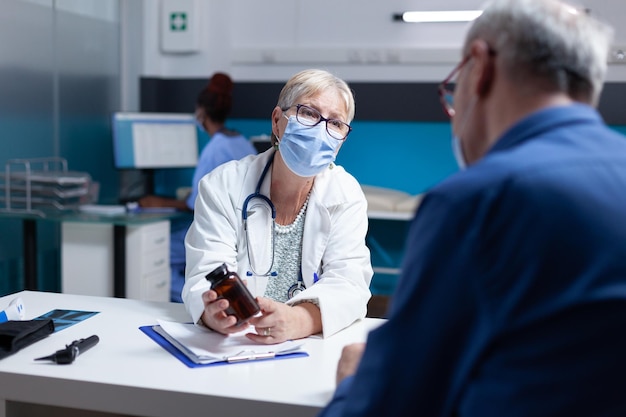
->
[155,319,305,364]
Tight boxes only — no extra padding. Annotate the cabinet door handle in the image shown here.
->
[156,281,167,288]
[153,259,166,267]
[153,237,166,244]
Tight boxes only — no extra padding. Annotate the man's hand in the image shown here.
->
[336,343,366,384]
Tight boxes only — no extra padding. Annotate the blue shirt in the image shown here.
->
[320,104,626,417]
[170,129,256,265]
[185,129,257,210]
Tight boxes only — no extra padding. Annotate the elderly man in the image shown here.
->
[320,0,626,416]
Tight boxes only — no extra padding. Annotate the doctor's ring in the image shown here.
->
[262,327,272,337]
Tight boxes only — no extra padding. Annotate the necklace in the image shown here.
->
[275,192,311,234]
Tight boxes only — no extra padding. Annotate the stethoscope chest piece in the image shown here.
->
[287,281,305,299]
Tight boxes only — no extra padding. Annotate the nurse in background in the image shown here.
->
[139,72,257,302]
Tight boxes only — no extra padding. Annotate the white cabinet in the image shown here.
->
[61,220,170,301]
[125,221,170,301]
[61,223,115,297]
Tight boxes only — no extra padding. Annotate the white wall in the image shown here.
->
[140,0,482,83]
[136,0,626,84]
[22,0,118,21]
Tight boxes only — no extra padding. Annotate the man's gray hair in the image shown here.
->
[467,0,614,106]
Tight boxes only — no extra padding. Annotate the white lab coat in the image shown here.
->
[182,149,373,337]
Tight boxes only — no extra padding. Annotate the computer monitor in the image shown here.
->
[250,135,273,154]
[112,112,199,169]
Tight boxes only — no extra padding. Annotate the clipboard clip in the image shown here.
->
[226,351,276,363]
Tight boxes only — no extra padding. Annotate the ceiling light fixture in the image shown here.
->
[393,10,483,23]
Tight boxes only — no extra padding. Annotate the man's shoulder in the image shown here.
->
[428,125,626,215]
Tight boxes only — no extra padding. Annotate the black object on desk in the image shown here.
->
[35,335,99,364]
[0,318,55,360]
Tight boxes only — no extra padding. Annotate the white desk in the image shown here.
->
[0,291,384,417]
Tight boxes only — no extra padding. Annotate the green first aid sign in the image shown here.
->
[170,12,187,31]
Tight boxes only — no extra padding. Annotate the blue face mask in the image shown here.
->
[451,135,467,170]
[278,116,340,177]
[450,95,478,170]
[195,117,207,135]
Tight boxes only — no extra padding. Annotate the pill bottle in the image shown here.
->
[205,263,260,325]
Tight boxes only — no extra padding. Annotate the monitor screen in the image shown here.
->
[250,135,273,154]
[112,112,199,169]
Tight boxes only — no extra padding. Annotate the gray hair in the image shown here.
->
[468,0,614,106]
[277,69,355,121]
[271,69,355,145]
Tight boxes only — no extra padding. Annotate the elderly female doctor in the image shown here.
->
[182,69,372,343]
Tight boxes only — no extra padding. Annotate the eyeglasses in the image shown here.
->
[438,55,471,118]
[283,104,352,140]
[438,48,497,117]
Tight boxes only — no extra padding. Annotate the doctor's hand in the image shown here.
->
[246,297,322,344]
[336,343,366,384]
[200,289,250,335]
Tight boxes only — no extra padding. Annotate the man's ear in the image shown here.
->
[477,59,495,97]
[469,40,496,97]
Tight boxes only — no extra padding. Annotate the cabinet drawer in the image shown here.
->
[141,227,169,254]
[141,268,170,302]
[140,248,169,275]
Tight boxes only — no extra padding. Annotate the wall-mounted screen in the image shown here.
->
[250,135,273,154]
[112,112,199,169]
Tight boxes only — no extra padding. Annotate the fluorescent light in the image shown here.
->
[395,10,483,23]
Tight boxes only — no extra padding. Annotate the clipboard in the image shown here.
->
[139,324,308,368]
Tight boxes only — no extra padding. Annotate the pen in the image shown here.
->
[313,273,320,284]
[227,351,275,363]
[35,335,100,364]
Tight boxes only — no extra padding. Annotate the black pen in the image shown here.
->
[35,335,100,364]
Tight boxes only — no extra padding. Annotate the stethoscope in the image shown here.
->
[242,151,306,299]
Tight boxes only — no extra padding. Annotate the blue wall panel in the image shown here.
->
[153,118,458,198]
